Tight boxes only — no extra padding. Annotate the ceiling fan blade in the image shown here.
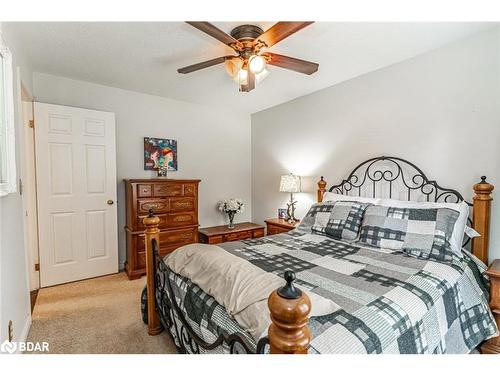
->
[186,22,243,49]
[264,52,319,75]
[255,22,313,48]
[240,69,256,92]
[177,56,235,74]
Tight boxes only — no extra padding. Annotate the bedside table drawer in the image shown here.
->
[252,229,265,238]
[200,235,223,244]
[223,230,252,242]
[267,226,283,235]
[265,219,299,236]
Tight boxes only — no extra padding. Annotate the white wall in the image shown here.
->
[32,73,252,268]
[251,28,500,263]
[0,23,33,345]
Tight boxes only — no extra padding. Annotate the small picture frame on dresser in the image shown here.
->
[277,208,287,219]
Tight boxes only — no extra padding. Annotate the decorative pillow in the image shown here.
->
[377,198,469,258]
[311,201,372,241]
[359,205,460,263]
[295,202,332,234]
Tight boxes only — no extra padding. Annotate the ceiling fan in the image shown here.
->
[178,22,319,92]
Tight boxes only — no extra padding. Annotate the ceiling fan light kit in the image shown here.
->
[249,55,266,74]
[178,22,319,92]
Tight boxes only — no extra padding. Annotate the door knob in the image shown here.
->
[107,199,114,205]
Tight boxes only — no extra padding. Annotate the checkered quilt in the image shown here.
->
[145,230,498,354]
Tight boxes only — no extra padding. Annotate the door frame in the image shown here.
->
[19,80,40,293]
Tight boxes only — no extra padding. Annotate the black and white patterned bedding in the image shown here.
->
[142,228,498,354]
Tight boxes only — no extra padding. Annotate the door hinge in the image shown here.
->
[29,120,34,128]
[35,263,40,271]
[19,179,23,195]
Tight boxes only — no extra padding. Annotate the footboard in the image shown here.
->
[143,208,311,354]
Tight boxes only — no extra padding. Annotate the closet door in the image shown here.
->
[34,102,118,287]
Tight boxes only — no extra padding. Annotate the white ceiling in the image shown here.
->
[6,22,497,114]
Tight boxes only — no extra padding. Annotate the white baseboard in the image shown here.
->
[16,315,31,354]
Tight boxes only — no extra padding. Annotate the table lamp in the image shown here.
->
[279,174,302,223]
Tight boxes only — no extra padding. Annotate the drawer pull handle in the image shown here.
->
[173,215,191,222]
[143,203,164,210]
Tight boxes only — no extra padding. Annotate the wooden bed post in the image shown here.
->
[143,209,163,336]
[268,271,311,354]
[472,176,494,265]
[317,176,327,203]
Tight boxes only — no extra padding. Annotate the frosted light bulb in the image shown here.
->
[237,69,248,85]
[249,55,266,74]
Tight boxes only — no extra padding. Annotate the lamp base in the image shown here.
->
[286,194,298,223]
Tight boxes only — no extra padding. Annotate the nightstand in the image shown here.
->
[265,218,300,235]
[198,222,265,244]
[481,259,500,354]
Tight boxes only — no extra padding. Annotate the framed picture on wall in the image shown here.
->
[144,137,178,171]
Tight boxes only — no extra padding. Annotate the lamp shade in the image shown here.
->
[280,174,302,193]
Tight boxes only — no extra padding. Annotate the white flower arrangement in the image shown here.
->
[217,198,245,214]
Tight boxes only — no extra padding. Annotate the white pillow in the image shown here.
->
[377,197,469,257]
[322,192,381,205]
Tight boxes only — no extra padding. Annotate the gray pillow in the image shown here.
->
[311,201,372,241]
[359,205,459,263]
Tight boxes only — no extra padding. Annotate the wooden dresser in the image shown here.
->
[124,178,200,280]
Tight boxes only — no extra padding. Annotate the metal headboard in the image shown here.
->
[328,156,472,206]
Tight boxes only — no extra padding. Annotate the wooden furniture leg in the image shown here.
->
[143,210,163,336]
[481,260,500,354]
[268,271,311,354]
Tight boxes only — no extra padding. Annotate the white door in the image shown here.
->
[34,102,118,287]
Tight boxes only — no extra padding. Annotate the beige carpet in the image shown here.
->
[27,272,178,354]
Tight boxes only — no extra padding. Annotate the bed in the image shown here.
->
[141,156,499,354]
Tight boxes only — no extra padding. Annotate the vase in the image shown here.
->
[227,211,236,229]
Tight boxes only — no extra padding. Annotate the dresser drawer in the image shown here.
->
[167,212,197,227]
[136,227,197,252]
[137,245,179,269]
[223,230,252,242]
[169,197,195,212]
[153,183,183,197]
[137,184,152,197]
[162,227,197,246]
[183,183,196,197]
[136,214,168,230]
[137,199,169,214]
